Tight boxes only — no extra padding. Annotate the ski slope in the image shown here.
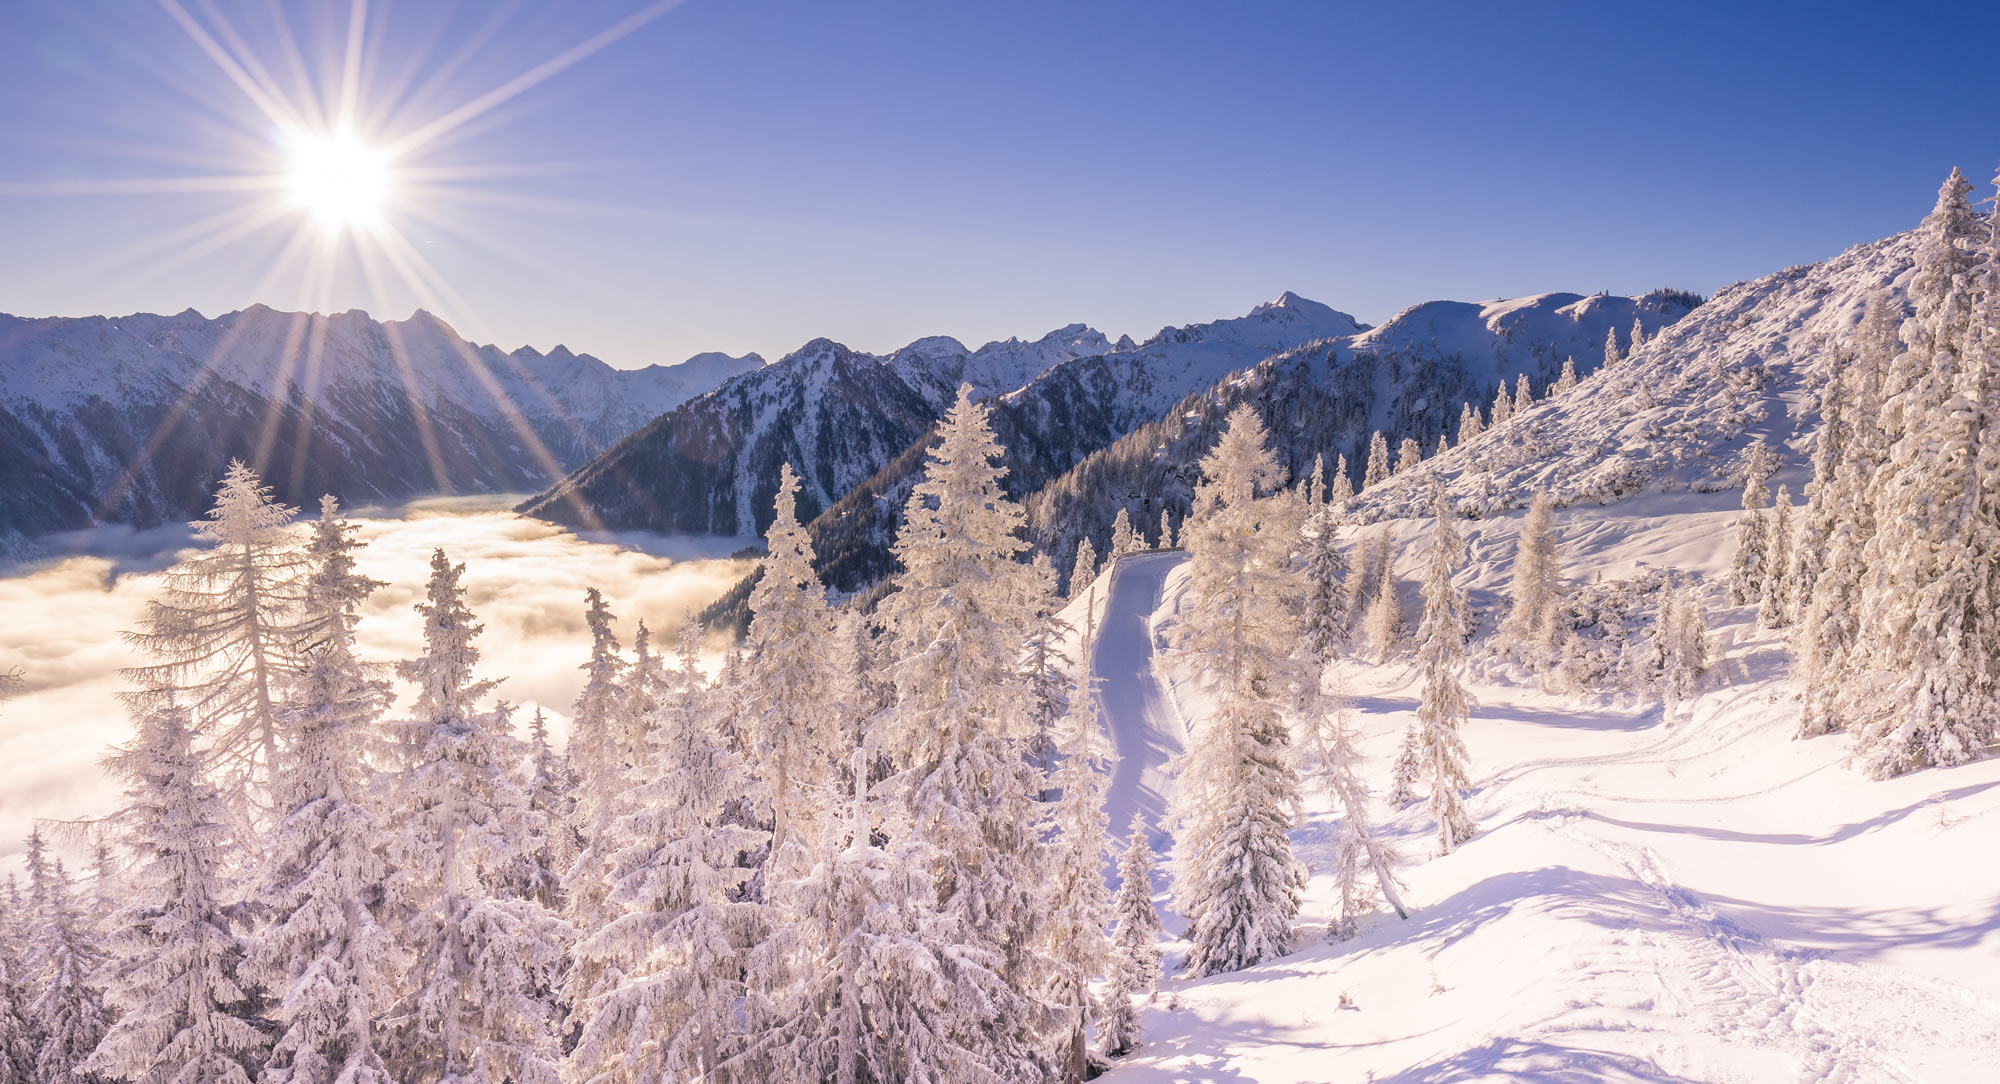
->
[1084,500,2000,1083]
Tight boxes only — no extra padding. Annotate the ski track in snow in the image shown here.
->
[1089,525,2000,1083]
[1089,550,1188,917]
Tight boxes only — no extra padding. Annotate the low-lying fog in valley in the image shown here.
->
[0,497,753,867]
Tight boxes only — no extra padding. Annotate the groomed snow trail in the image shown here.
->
[1089,550,1189,902]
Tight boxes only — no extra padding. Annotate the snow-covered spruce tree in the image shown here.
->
[246,495,400,1084]
[1434,433,1449,459]
[1042,593,1114,1083]
[1759,485,1795,629]
[623,621,668,752]
[1846,166,2000,777]
[1603,325,1623,369]
[874,384,1050,1071]
[746,461,841,874]
[123,460,309,823]
[1158,507,1176,550]
[1387,724,1422,807]
[1413,483,1475,854]
[1553,357,1580,397]
[1726,443,1779,606]
[87,703,267,1084]
[1631,317,1647,355]
[1304,454,1327,507]
[1301,504,1351,663]
[1363,559,1403,664]
[520,708,578,910]
[1787,363,1851,629]
[1659,583,1711,721]
[1362,431,1392,490]
[1497,491,1562,666]
[1302,659,1407,940]
[1458,402,1484,444]
[385,550,567,1083]
[1068,536,1101,600]
[1025,554,1072,787]
[1109,506,1140,559]
[1395,437,1423,476]
[0,874,34,1084]
[1491,381,1514,426]
[25,833,108,1084]
[1328,454,1355,510]
[1098,816,1163,1061]
[567,618,766,1083]
[563,589,629,926]
[1166,404,1308,979]
[1797,459,1875,739]
[1513,376,1534,416]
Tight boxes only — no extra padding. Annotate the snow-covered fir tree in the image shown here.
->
[746,461,841,874]
[86,702,266,1084]
[1362,431,1391,489]
[1109,505,1140,559]
[567,618,766,1082]
[1630,316,1647,354]
[1658,582,1711,721]
[25,833,108,1084]
[1068,536,1100,599]
[1412,483,1475,854]
[123,460,309,824]
[1304,454,1327,506]
[1759,484,1795,629]
[1363,560,1403,664]
[1301,503,1351,663]
[0,875,33,1084]
[1025,554,1072,787]
[1395,437,1423,476]
[1726,443,1779,605]
[1166,404,1307,978]
[385,550,567,1084]
[1042,594,1113,1083]
[1492,380,1515,426]
[1845,166,2000,777]
[1328,454,1355,510]
[1513,375,1534,415]
[1553,356,1580,396]
[874,384,1050,1072]
[246,495,400,1084]
[1098,816,1163,1060]
[1786,361,1851,628]
[1604,325,1623,368]
[520,708,577,910]
[1158,507,1176,550]
[1497,491,1563,667]
[562,588,630,942]
[1459,402,1484,444]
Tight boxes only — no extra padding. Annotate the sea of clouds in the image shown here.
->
[0,497,754,867]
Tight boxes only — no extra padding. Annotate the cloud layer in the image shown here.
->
[0,502,752,867]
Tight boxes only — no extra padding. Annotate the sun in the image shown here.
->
[284,129,391,232]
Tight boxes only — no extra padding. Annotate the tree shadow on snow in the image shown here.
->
[1378,1036,1705,1084]
[1476,701,1655,732]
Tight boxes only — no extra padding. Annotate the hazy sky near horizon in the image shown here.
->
[1,0,1995,368]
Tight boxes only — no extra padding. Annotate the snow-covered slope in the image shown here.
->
[1351,230,1918,521]
[1027,289,1691,585]
[1090,498,2000,1082]
[523,293,1363,545]
[0,305,758,539]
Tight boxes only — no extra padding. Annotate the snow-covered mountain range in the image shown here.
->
[518,294,1367,539]
[0,305,760,539]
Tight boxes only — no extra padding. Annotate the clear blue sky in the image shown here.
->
[1,0,1993,368]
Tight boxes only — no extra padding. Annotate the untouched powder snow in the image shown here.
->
[1088,496,2000,1082]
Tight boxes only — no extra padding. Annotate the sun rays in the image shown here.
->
[49,0,677,528]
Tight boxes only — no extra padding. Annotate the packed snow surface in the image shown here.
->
[1086,493,2000,1083]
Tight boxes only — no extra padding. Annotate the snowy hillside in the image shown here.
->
[1086,497,2000,1082]
[1351,230,1919,521]
[0,305,758,539]
[1026,289,1691,588]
